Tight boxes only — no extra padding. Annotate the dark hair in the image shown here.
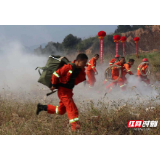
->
[120,56,125,59]
[76,53,88,61]
[94,54,99,57]
[129,59,135,62]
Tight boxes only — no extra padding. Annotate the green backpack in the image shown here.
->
[36,55,75,88]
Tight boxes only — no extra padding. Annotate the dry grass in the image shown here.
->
[0,94,160,135]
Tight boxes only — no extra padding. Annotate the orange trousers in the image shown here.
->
[47,87,80,131]
[122,76,128,84]
[137,75,150,85]
[86,70,96,87]
[106,76,126,92]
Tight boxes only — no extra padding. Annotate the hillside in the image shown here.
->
[86,25,160,56]
[34,25,160,57]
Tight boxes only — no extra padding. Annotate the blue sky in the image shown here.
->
[0,25,118,47]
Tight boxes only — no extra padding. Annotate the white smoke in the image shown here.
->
[0,41,159,108]
[74,62,160,109]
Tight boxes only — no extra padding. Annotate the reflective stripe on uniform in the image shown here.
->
[88,63,91,65]
[69,118,79,123]
[89,85,93,88]
[105,79,108,81]
[137,67,144,71]
[53,72,60,78]
[68,70,72,74]
[127,70,131,72]
[109,63,113,64]
[92,66,95,68]
[120,84,126,88]
[55,106,59,114]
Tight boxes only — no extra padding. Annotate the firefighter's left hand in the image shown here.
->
[95,71,98,75]
[50,86,56,91]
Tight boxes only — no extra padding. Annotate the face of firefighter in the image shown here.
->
[129,61,134,66]
[95,56,99,60]
[120,58,125,64]
[75,59,88,68]
[145,62,149,65]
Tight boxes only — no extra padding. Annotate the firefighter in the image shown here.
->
[109,55,120,66]
[106,57,126,92]
[36,53,88,132]
[137,58,150,85]
[103,55,120,84]
[86,54,99,88]
[122,59,135,85]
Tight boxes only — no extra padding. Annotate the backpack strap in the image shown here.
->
[68,62,77,72]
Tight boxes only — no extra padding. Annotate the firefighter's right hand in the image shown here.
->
[95,71,98,75]
[50,86,56,91]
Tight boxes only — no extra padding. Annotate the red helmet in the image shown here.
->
[142,58,149,62]
[115,55,120,58]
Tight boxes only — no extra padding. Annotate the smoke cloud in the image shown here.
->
[0,41,160,108]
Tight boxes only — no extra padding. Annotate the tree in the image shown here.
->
[77,42,86,52]
[131,25,146,30]
[62,34,81,49]
[53,42,64,51]
[114,25,132,33]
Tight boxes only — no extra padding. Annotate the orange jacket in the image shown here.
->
[86,57,97,72]
[51,61,86,87]
[137,63,148,76]
[112,61,124,77]
[109,58,118,66]
[123,62,133,76]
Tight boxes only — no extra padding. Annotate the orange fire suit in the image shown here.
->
[103,58,119,84]
[137,63,150,85]
[109,58,118,66]
[106,61,126,92]
[122,62,133,84]
[47,61,86,131]
[86,57,97,88]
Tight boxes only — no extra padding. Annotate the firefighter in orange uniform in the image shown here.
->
[122,59,135,85]
[103,55,120,84]
[106,57,126,92]
[36,54,88,132]
[137,58,150,85]
[109,55,120,66]
[86,54,99,88]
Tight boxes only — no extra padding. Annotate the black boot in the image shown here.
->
[36,103,47,115]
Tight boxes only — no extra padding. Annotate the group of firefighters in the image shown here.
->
[36,53,150,132]
[86,54,150,92]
